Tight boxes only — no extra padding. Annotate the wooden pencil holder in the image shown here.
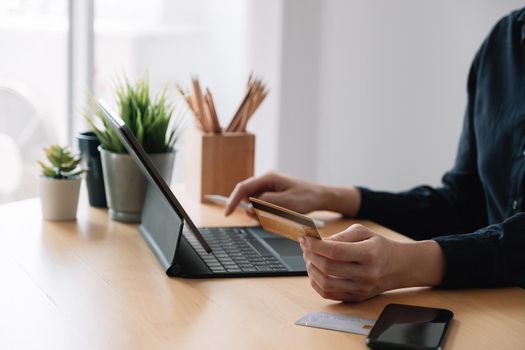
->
[185,128,255,203]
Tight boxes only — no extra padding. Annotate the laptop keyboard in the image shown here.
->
[183,227,288,273]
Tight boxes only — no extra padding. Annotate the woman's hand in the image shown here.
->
[225,172,328,216]
[299,224,445,302]
[225,171,361,217]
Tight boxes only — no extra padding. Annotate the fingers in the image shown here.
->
[300,236,370,262]
[309,279,356,302]
[300,224,387,302]
[225,172,280,216]
[299,224,374,262]
[306,263,373,302]
[303,250,367,280]
[245,207,258,220]
[327,224,373,242]
[257,191,293,210]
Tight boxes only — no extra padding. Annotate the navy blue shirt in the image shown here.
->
[357,8,525,288]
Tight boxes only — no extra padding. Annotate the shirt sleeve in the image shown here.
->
[434,213,525,288]
[356,53,487,239]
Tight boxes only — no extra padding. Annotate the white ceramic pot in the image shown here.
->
[39,177,82,221]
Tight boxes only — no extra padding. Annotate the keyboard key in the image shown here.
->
[263,256,278,260]
[256,266,273,272]
[226,268,242,273]
[219,258,234,264]
[206,258,219,263]
[241,267,258,272]
[239,263,254,269]
[207,263,222,268]
[211,267,226,272]
[269,264,285,269]
[273,267,287,271]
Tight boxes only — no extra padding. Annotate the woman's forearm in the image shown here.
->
[391,240,446,289]
[319,185,361,217]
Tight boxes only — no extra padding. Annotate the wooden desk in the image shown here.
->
[1,188,524,350]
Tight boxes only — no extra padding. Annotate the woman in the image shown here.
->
[225,8,525,302]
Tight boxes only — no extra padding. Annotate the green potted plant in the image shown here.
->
[38,145,84,220]
[85,76,186,222]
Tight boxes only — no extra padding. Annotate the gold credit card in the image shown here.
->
[249,197,322,241]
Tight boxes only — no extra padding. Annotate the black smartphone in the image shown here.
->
[366,303,454,350]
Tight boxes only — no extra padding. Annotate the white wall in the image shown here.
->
[245,0,283,174]
[276,0,524,191]
[197,0,284,175]
[277,0,322,181]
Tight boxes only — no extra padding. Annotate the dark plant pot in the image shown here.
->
[77,131,107,207]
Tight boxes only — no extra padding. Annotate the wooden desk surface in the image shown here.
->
[1,187,524,350]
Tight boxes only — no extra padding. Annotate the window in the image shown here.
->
[0,0,68,203]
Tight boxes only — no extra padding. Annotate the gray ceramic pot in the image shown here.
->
[99,146,175,222]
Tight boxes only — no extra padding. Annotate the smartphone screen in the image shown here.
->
[366,303,453,350]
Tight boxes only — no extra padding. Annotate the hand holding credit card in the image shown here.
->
[206,194,325,228]
[249,197,322,241]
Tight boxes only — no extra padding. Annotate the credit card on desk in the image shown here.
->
[295,311,375,335]
[249,197,322,241]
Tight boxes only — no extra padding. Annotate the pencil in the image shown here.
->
[183,73,267,133]
[227,84,254,132]
[205,88,221,133]
[192,77,212,132]
[177,83,203,131]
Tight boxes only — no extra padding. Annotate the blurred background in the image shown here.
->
[0,0,522,204]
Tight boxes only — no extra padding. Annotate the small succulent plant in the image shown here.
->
[38,145,84,179]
